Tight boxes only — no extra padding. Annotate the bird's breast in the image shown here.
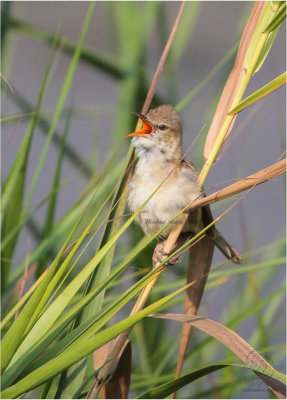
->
[128,161,201,237]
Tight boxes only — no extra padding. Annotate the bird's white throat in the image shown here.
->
[132,135,177,166]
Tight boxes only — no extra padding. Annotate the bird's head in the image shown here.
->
[127,105,182,159]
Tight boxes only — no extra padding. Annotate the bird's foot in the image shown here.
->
[155,243,182,266]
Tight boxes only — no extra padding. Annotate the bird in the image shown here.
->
[127,104,241,264]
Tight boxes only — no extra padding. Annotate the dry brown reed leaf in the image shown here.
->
[203,2,266,160]
[190,158,286,212]
[100,341,132,399]
[173,235,214,398]
[150,313,286,399]
[93,339,117,372]
[88,340,130,398]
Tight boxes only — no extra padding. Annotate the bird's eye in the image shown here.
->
[158,124,167,131]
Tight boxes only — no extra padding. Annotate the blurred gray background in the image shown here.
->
[1,2,286,395]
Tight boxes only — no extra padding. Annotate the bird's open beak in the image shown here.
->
[126,112,154,137]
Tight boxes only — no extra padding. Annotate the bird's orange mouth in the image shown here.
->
[126,112,154,137]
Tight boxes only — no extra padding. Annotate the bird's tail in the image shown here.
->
[201,205,241,264]
[214,228,242,264]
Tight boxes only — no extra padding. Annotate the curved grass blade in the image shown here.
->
[229,71,286,115]
[37,104,73,277]
[136,362,285,399]
[1,27,59,291]
[150,313,286,398]
[137,364,227,399]
[0,278,220,398]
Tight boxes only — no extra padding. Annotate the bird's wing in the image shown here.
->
[181,158,215,237]
[182,159,241,263]
[181,158,198,174]
[180,159,201,191]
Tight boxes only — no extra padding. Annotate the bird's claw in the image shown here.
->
[155,246,182,266]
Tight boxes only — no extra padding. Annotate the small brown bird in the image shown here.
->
[127,104,241,264]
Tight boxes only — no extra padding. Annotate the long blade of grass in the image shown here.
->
[1,28,59,291]
[151,256,285,295]
[37,104,73,277]
[137,362,284,399]
[229,71,286,115]
[264,2,286,33]
[23,2,95,216]
[211,257,285,279]
[136,364,230,399]
[244,2,281,74]
[202,2,265,164]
